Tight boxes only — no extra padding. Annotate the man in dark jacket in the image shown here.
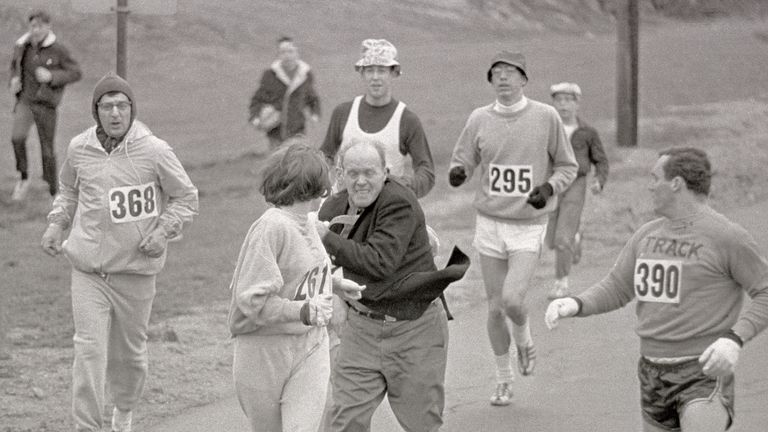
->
[315,138,467,432]
[8,10,81,200]
[545,82,609,299]
[248,36,320,150]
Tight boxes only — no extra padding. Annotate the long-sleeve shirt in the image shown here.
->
[450,98,578,223]
[571,117,609,186]
[576,207,768,357]
[320,98,435,198]
[47,121,198,275]
[228,208,332,337]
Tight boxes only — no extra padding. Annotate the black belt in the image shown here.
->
[349,304,400,322]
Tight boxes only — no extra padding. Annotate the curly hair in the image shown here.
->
[260,143,332,206]
[659,147,712,196]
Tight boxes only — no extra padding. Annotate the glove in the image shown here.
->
[34,67,52,83]
[9,76,21,95]
[138,226,169,258]
[590,179,603,195]
[448,166,467,187]
[699,337,741,376]
[300,293,334,326]
[328,294,349,336]
[41,224,64,257]
[526,182,553,209]
[544,297,579,330]
[332,273,366,301]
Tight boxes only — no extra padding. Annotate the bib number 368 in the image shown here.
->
[109,182,159,223]
[489,164,532,197]
[634,259,682,304]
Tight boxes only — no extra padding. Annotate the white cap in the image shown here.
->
[550,82,582,99]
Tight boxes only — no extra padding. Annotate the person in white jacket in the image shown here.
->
[40,73,198,432]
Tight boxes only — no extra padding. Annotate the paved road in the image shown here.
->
[147,202,768,431]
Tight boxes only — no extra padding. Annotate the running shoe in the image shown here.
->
[111,407,132,432]
[547,280,569,300]
[11,179,30,201]
[490,382,513,406]
[516,343,536,376]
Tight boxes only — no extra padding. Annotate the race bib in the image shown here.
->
[109,182,159,223]
[634,259,682,304]
[293,262,332,300]
[488,164,533,197]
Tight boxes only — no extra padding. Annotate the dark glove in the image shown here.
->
[449,166,467,187]
[526,182,553,209]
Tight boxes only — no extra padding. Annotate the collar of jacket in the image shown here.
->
[16,31,56,48]
[85,120,152,152]
[271,59,310,94]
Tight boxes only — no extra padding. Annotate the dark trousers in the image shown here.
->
[11,100,58,195]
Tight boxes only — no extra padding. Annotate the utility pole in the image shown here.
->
[616,0,639,147]
[116,0,129,78]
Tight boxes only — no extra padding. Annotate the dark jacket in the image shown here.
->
[248,59,320,141]
[319,179,467,319]
[571,117,609,187]
[10,31,81,108]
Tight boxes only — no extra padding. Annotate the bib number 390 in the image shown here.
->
[634,259,682,304]
[109,182,159,223]
[489,164,532,197]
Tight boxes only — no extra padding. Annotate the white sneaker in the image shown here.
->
[111,407,132,432]
[490,382,513,406]
[11,179,30,201]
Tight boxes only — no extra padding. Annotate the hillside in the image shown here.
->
[1,0,766,77]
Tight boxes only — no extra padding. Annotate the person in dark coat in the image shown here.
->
[8,9,81,200]
[249,36,321,150]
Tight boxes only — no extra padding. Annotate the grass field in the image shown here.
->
[1,2,768,430]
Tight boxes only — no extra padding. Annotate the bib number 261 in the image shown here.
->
[109,182,159,223]
[489,164,532,197]
[634,259,682,304]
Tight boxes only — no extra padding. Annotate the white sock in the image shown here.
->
[556,276,569,289]
[494,352,514,383]
[512,317,532,347]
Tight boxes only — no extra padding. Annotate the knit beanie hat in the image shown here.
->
[92,72,136,125]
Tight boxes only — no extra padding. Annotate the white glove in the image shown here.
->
[544,297,579,330]
[34,67,52,83]
[9,76,21,95]
[138,226,168,258]
[301,293,333,327]
[590,179,603,195]
[329,294,349,335]
[699,337,740,376]
[41,224,64,256]
[332,272,365,300]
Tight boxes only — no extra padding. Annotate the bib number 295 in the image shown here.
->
[109,182,158,223]
[489,164,532,197]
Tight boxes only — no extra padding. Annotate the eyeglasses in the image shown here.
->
[97,101,132,112]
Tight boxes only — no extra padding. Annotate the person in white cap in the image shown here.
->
[545,147,768,432]
[448,50,577,406]
[40,73,199,432]
[320,38,434,199]
[545,82,609,299]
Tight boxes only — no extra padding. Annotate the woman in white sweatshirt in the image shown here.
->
[228,143,362,432]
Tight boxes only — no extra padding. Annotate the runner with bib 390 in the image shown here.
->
[545,147,768,432]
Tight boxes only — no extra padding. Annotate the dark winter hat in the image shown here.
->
[92,72,136,124]
[28,10,51,24]
[486,51,528,82]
